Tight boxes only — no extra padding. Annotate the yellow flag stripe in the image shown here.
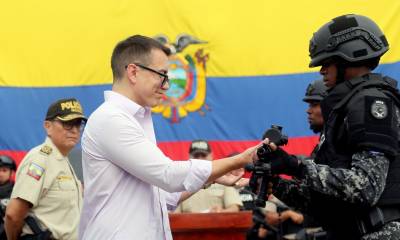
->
[0,0,399,87]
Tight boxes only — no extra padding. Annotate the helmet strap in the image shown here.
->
[335,63,347,85]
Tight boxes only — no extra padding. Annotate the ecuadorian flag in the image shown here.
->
[1,1,400,166]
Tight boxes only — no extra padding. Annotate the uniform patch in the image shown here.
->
[396,107,400,127]
[57,175,72,181]
[40,145,52,155]
[370,100,388,119]
[27,162,45,180]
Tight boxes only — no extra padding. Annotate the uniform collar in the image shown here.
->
[104,91,150,119]
[320,73,384,122]
[321,74,367,122]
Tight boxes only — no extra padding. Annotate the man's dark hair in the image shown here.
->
[111,35,171,81]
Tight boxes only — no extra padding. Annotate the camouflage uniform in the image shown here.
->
[307,151,400,240]
[291,14,400,240]
[260,14,400,239]
[275,150,400,240]
[362,222,400,240]
[302,151,388,206]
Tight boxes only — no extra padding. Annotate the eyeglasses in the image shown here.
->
[53,119,86,131]
[125,63,169,88]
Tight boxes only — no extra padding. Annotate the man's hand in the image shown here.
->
[209,204,240,213]
[209,205,223,213]
[234,178,250,188]
[234,138,271,167]
[214,168,244,186]
[258,210,304,238]
[207,139,268,186]
[264,146,300,176]
[282,210,304,224]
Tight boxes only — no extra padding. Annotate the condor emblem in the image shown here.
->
[152,34,210,123]
[371,100,388,119]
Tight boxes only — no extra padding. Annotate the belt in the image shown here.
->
[357,206,400,235]
[381,206,400,223]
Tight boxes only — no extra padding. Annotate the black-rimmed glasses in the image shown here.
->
[125,63,169,88]
[53,119,86,131]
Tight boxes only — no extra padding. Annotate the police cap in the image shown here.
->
[45,98,87,122]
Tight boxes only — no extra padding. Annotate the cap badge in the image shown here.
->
[60,100,83,113]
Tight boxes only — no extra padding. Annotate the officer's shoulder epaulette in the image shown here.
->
[39,145,53,156]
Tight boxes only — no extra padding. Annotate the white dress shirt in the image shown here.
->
[79,91,212,240]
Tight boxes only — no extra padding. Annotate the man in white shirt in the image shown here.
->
[79,35,263,240]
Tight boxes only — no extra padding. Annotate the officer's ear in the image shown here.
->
[44,120,52,135]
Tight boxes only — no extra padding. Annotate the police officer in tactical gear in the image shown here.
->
[0,155,17,199]
[303,79,327,160]
[264,14,400,240]
[0,155,17,239]
[303,79,327,134]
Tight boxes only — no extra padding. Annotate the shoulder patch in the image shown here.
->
[395,107,400,126]
[27,162,45,181]
[40,145,52,155]
[370,100,388,119]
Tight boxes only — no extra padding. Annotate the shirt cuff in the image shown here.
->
[182,159,212,192]
[165,192,182,211]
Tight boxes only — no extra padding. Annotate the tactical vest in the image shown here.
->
[0,181,13,199]
[310,74,400,239]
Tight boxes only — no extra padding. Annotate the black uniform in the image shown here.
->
[0,181,13,199]
[275,73,400,239]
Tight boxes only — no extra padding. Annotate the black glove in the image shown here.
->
[266,147,300,176]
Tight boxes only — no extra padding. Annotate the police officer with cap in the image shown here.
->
[189,139,213,160]
[176,140,243,213]
[0,155,17,199]
[5,98,86,240]
[261,14,400,239]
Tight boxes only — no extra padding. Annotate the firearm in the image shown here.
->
[246,125,288,207]
[0,198,51,240]
[19,216,52,240]
[245,126,327,240]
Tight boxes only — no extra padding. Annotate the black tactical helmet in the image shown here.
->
[303,79,328,103]
[309,14,389,68]
[0,155,16,171]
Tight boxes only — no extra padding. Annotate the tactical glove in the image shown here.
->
[267,148,300,176]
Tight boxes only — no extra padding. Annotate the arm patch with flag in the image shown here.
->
[27,162,45,180]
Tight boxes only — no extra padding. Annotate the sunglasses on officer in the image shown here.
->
[52,119,86,131]
[125,63,169,88]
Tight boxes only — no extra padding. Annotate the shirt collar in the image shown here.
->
[104,91,150,118]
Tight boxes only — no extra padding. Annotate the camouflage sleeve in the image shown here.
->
[273,177,311,212]
[302,150,389,206]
